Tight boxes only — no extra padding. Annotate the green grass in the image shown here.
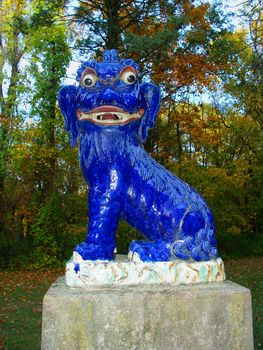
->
[0,257,262,349]
[225,257,263,350]
[0,270,63,350]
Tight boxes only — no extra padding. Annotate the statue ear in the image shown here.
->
[58,85,79,147]
[139,83,161,142]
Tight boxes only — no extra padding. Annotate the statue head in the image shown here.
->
[58,49,160,146]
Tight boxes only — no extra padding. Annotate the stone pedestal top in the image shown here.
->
[42,278,253,350]
[65,253,226,287]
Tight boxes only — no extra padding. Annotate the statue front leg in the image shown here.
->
[75,175,122,261]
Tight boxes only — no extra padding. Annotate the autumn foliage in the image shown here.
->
[0,0,263,268]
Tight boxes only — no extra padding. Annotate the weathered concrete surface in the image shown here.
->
[41,278,254,350]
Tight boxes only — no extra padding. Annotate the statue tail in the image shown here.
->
[171,228,218,261]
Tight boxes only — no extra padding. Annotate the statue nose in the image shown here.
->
[97,88,123,105]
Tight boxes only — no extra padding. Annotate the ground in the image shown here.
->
[0,257,262,350]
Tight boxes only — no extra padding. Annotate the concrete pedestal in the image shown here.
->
[41,278,254,350]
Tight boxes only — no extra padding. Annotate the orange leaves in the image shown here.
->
[77,0,99,14]
[183,2,210,29]
[74,0,225,95]
[176,53,217,87]
[136,1,227,93]
[152,49,221,89]
[0,114,22,132]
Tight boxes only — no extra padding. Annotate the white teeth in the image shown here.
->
[78,111,141,124]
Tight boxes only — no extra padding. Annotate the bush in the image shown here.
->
[217,232,263,259]
[30,200,62,269]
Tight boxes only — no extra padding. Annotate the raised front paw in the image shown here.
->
[74,241,114,261]
[128,240,171,262]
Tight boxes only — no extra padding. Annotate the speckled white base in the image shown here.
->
[65,252,226,287]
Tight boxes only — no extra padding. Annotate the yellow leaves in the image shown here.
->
[2,0,26,12]
[175,163,251,236]
[1,0,27,28]
[0,0,29,61]
[161,102,222,149]
[65,223,86,236]
[227,226,242,235]
[32,145,58,168]
[14,143,30,155]
[231,160,251,187]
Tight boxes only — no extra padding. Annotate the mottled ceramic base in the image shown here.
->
[65,252,226,287]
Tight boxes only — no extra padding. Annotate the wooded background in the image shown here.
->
[0,0,262,268]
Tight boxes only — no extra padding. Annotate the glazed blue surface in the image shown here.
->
[58,50,218,262]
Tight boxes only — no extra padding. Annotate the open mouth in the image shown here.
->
[77,106,144,126]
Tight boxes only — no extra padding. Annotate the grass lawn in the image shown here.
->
[0,257,262,350]
[225,257,263,349]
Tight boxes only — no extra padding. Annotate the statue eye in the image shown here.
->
[83,74,97,87]
[81,72,98,87]
[120,69,137,85]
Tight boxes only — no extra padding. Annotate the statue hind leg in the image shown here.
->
[171,208,218,261]
[128,203,218,262]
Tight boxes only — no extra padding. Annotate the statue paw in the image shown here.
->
[128,240,171,262]
[74,241,114,261]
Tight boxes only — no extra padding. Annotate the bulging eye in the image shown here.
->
[82,73,98,87]
[120,69,137,85]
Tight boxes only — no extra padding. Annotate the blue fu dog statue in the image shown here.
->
[58,50,218,263]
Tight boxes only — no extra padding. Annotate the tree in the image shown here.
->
[0,0,32,251]
[0,0,75,266]
[73,0,158,53]
[1,1,262,266]
[28,24,71,199]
